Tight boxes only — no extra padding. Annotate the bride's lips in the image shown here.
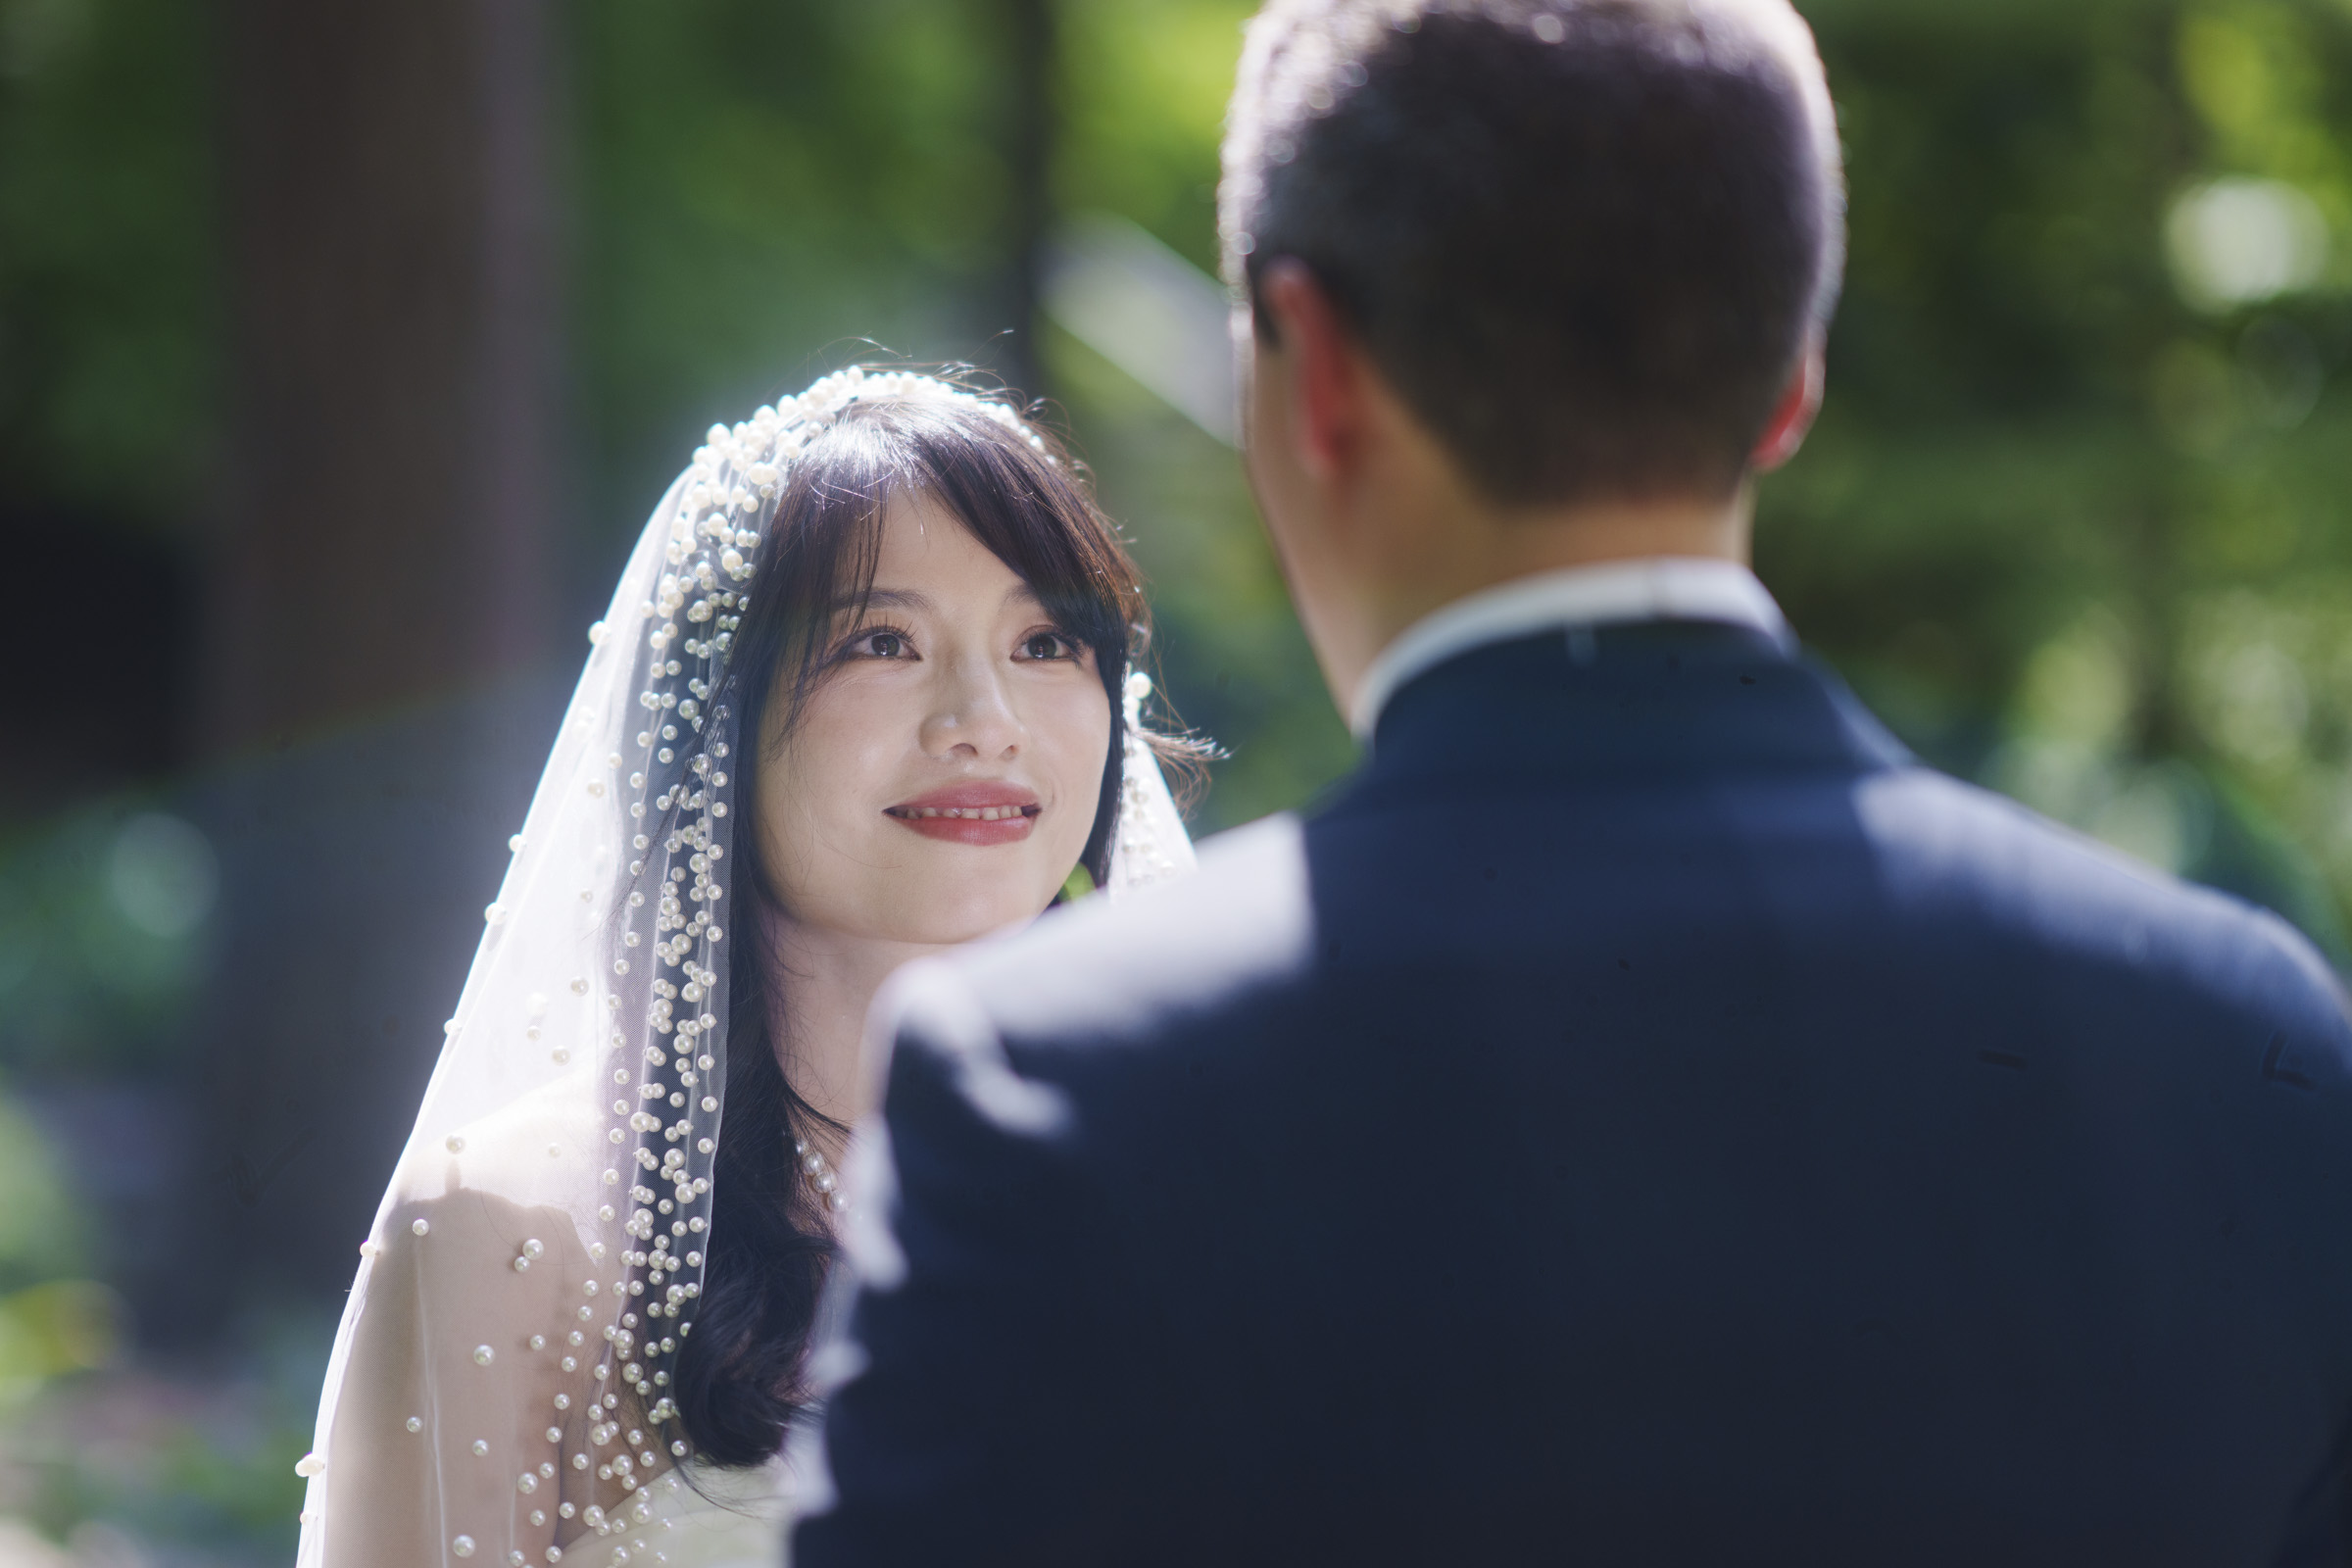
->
[884,782,1042,846]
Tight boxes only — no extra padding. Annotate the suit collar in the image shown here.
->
[1348,558,1791,740]
[1347,620,1910,802]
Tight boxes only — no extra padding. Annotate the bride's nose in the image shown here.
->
[919,653,1024,761]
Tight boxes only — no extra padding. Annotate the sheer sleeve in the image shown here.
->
[305,1101,676,1566]
[320,1187,581,1564]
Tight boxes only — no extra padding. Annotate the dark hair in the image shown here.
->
[668,382,1152,1465]
[1221,0,1846,505]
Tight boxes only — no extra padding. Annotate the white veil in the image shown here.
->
[292,369,1196,1567]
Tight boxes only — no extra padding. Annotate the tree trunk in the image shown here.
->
[176,0,564,1339]
[212,0,558,749]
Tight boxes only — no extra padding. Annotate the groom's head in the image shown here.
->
[1225,0,1842,505]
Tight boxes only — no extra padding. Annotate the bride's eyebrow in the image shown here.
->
[832,587,930,615]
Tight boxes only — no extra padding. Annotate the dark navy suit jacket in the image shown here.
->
[794,622,2352,1566]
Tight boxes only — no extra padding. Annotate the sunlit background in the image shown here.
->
[0,0,2348,1558]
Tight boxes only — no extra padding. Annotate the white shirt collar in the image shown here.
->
[1348,557,1792,740]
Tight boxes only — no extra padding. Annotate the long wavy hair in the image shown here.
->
[667,383,1159,1466]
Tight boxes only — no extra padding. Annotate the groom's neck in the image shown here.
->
[1304,445,1755,720]
[1243,310,1760,722]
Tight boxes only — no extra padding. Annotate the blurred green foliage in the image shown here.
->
[1052,0,1362,824]
[562,0,2352,920]
[0,1087,140,1546]
[572,0,1031,551]
[10,1311,322,1561]
[4,0,2352,933]
[1058,0,1250,265]
[0,807,217,1074]
[0,0,2348,1556]
[0,1097,105,1393]
[1767,0,2352,954]
[0,0,214,519]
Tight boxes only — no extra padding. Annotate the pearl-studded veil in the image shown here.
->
[293,369,1195,1567]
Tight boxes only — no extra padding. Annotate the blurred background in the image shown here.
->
[0,0,2347,1558]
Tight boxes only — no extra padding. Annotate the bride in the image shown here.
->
[292,368,1197,1567]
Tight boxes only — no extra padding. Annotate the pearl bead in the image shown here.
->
[473,1345,494,1366]
[528,1334,545,1350]
[472,1439,489,1456]
[452,1537,475,1557]
[546,1426,562,1443]
[413,1219,429,1237]
[294,1451,325,1478]
[446,1135,466,1153]
[406,1416,422,1433]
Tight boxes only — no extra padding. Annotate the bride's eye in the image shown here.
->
[1016,630,1077,662]
[847,627,914,661]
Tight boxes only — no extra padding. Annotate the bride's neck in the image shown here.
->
[767,915,949,1143]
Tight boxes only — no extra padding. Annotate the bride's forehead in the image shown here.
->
[869,490,1031,591]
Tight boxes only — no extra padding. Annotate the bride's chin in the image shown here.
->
[878,880,1056,948]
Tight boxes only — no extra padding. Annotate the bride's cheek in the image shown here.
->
[1042,687,1114,849]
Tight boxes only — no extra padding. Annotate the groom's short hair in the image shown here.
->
[1222,0,1844,506]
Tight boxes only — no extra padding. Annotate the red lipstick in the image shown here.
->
[884,781,1042,846]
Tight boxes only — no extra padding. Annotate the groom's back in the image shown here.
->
[1197,648,2349,1564]
[796,2,2352,1560]
[813,627,2352,1564]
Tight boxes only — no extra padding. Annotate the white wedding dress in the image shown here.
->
[293,370,1195,1568]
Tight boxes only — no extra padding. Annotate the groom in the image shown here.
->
[797,1,2352,1561]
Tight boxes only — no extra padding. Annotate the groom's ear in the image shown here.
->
[1748,339,1826,475]
[1255,260,1371,487]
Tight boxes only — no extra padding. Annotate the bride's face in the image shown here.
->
[755,489,1113,948]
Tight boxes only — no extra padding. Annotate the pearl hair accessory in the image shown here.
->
[1109,671,1186,889]
[295,369,1192,1568]
[794,1137,849,1215]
